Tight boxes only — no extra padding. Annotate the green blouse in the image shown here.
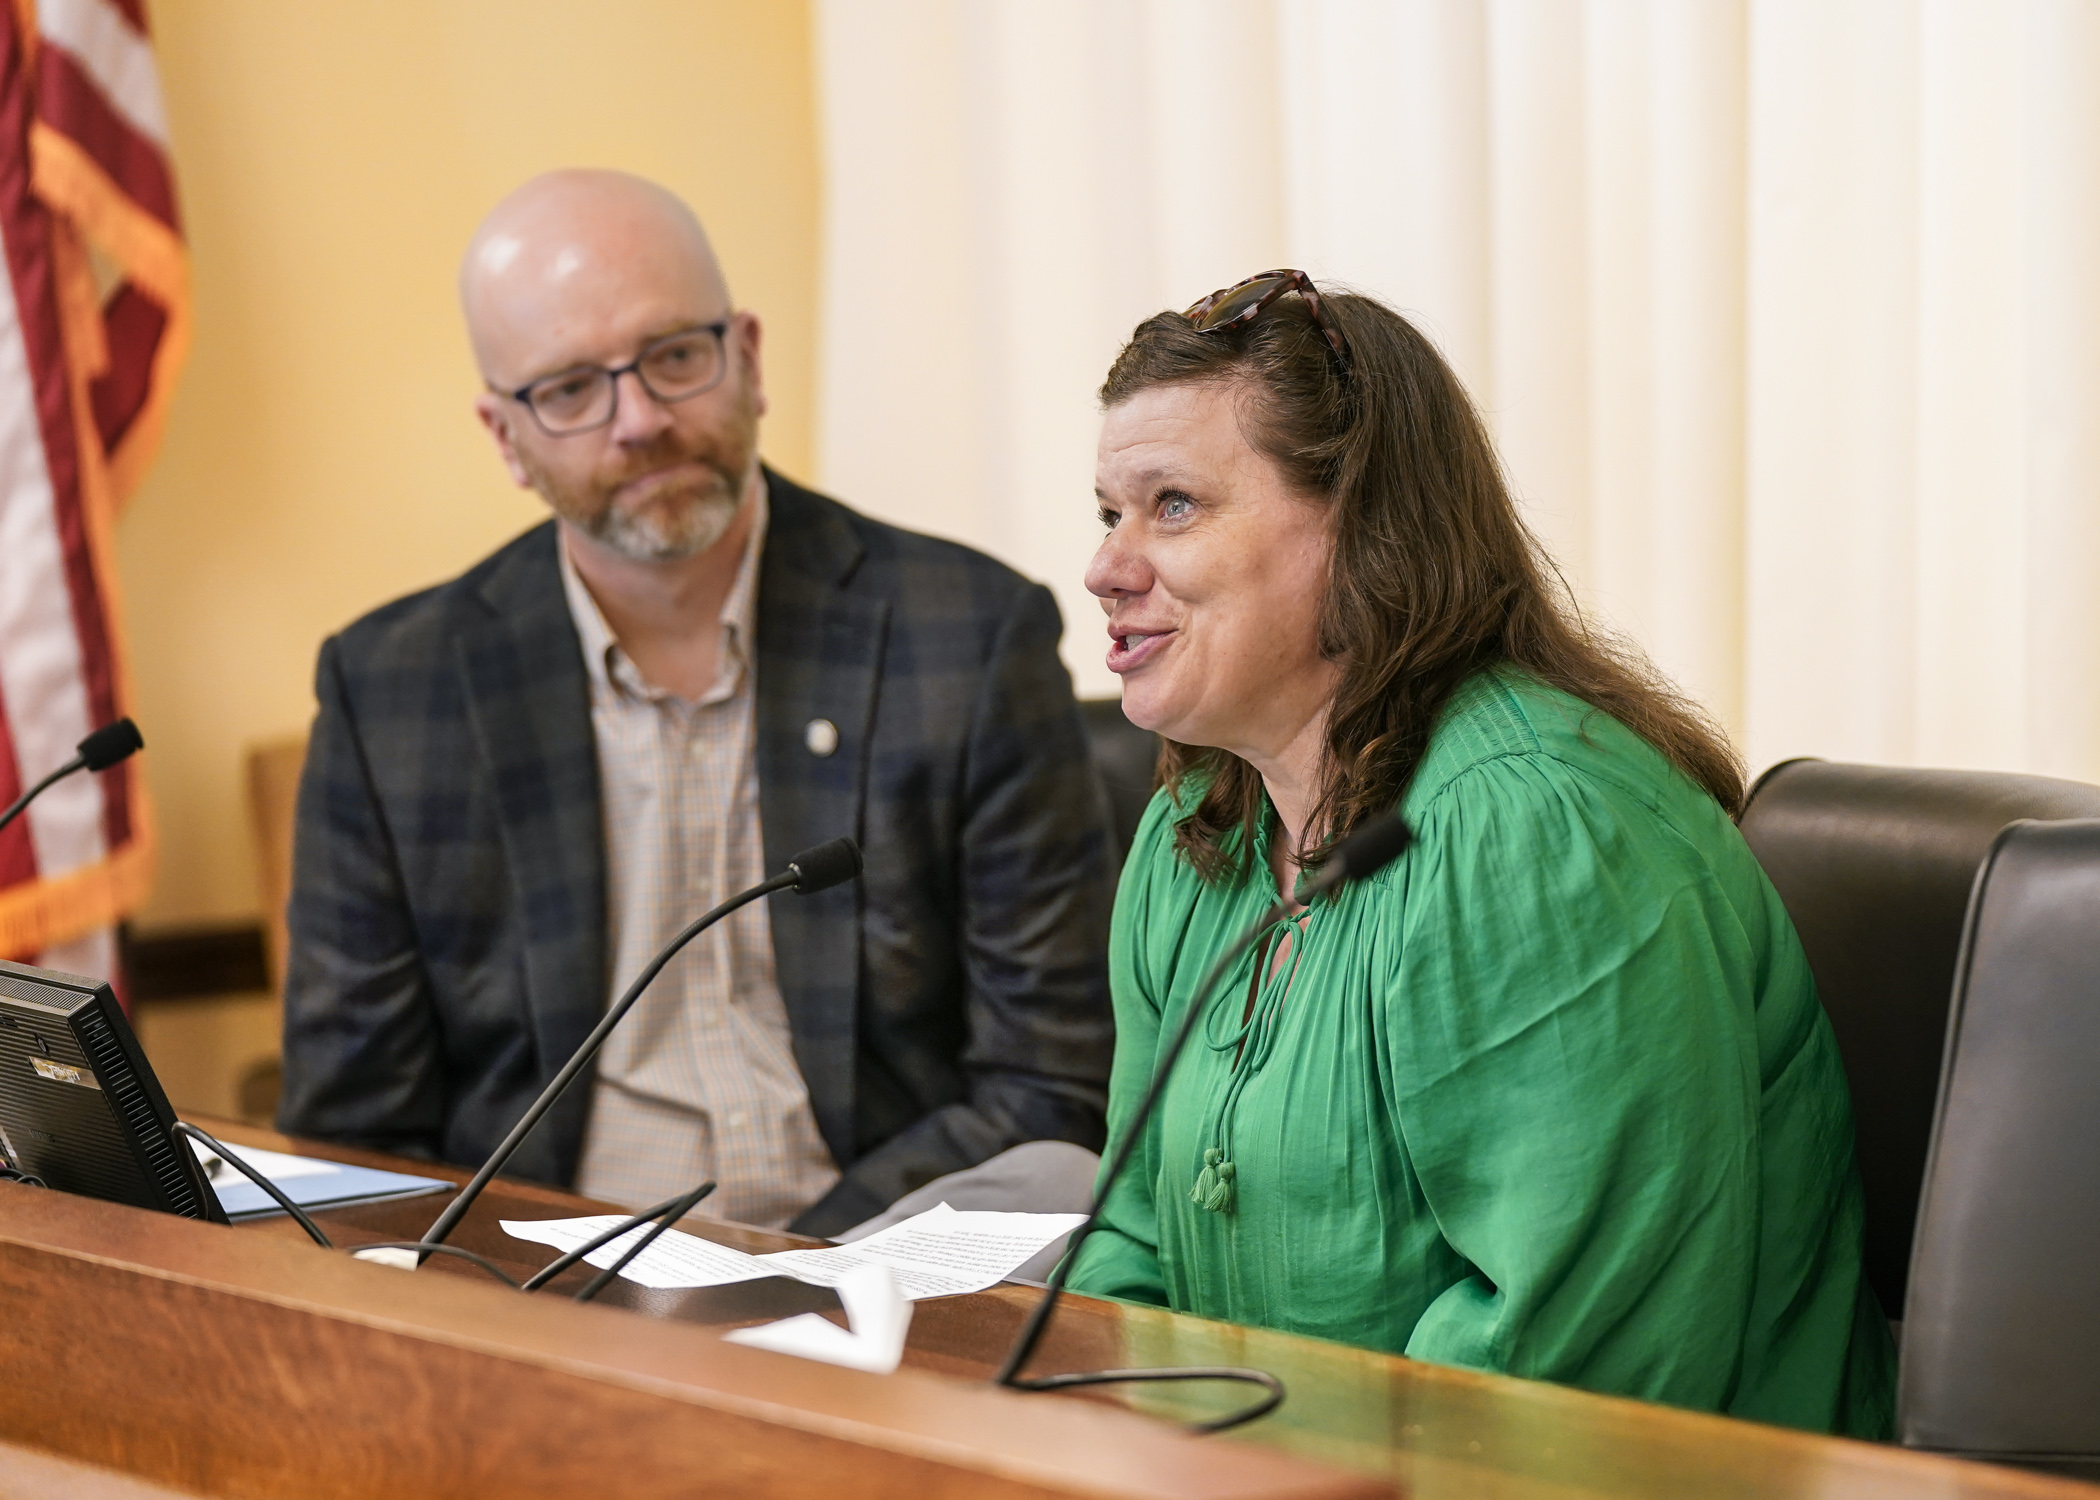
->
[1067,668,1896,1437]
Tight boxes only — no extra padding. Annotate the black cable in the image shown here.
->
[174,1130,711,1301]
[990,903,1290,1430]
[994,900,1290,1371]
[0,1164,47,1189]
[349,1240,522,1289]
[173,1122,334,1249]
[0,720,143,835]
[573,1179,717,1304]
[172,1133,701,1302]
[419,876,794,1252]
[1010,1368,1286,1433]
[519,1189,695,1293]
[992,813,1415,1435]
[0,760,78,835]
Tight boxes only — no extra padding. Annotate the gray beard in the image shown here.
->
[573,472,743,562]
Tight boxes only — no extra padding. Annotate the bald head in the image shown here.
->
[462,170,767,567]
[461,170,730,384]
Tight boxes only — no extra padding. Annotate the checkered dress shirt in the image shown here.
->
[562,495,842,1227]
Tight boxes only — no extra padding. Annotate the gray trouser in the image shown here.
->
[837,1140,1102,1282]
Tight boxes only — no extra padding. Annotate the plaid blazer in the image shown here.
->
[279,470,1116,1234]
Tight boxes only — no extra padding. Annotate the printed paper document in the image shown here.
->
[501,1202,1086,1300]
[724,1263,912,1373]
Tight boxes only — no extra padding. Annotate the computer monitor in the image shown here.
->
[0,958,227,1224]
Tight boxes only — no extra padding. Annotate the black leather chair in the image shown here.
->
[1899,818,2100,1478]
[1736,760,2100,1321]
[1078,698,1160,864]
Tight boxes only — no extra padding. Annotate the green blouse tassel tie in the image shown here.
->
[1190,1146,1239,1212]
[1190,914,1307,1216]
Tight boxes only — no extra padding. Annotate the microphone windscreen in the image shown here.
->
[77,718,144,772]
[1331,814,1413,884]
[787,836,863,894]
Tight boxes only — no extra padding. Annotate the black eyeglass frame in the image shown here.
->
[500,319,733,436]
[1183,269,1350,372]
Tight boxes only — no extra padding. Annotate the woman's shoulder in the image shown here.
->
[1123,777,1240,884]
[1111,784,1263,979]
[1120,782,1200,898]
[1407,665,1700,823]
[1120,776,1288,935]
[1390,670,1766,933]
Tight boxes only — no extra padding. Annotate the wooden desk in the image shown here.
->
[1,1121,2091,1499]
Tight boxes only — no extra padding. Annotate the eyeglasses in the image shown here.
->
[1184,269,1349,371]
[502,321,732,436]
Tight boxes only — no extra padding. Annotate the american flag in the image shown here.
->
[0,0,186,981]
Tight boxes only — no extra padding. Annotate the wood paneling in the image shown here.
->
[119,925,270,1003]
[0,1440,204,1500]
[3,1121,2091,1500]
[0,1172,1378,1499]
[242,736,305,997]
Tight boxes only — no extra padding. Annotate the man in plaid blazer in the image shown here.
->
[278,172,1114,1236]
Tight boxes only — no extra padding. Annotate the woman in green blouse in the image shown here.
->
[1069,271,1895,1437]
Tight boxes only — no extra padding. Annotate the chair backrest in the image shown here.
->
[1899,818,2100,1478]
[239,734,307,1128]
[1077,698,1159,864]
[1735,759,2100,1319]
[245,733,309,997]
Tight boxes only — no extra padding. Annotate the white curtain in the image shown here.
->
[813,0,2100,781]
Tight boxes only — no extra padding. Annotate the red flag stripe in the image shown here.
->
[101,0,149,37]
[0,672,36,892]
[89,281,164,449]
[0,0,170,960]
[0,20,126,854]
[34,45,176,230]
[37,0,166,142]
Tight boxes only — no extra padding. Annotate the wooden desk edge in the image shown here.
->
[0,1181,1387,1500]
[32,1121,2089,1500]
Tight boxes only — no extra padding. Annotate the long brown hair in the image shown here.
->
[1100,287,1744,884]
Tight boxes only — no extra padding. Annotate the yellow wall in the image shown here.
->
[118,0,820,931]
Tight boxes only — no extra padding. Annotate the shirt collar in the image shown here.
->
[557,483,769,707]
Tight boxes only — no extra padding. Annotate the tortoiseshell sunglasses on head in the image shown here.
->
[1183,268,1350,371]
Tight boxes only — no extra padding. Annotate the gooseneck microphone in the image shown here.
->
[994,812,1415,1432]
[419,836,863,1252]
[0,718,144,835]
